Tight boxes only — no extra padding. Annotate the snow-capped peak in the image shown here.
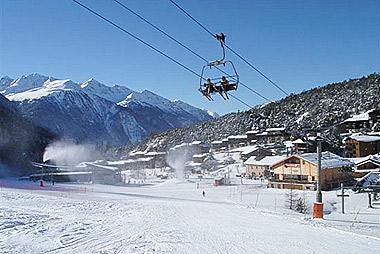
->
[4,73,51,95]
[0,76,14,91]
[80,78,101,89]
[80,79,134,103]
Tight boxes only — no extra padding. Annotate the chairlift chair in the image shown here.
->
[198,33,239,100]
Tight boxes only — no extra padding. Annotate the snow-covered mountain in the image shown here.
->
[136,73,380,152]
[0,94,56,175]
[1,73,216,145]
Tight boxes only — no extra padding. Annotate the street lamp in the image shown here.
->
[313,133,323,219]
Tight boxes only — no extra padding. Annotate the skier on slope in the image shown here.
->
[202,190,205,197]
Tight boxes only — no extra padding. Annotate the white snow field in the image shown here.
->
[0,179,379,254]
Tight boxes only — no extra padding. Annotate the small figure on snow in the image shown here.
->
[202,190,206,197]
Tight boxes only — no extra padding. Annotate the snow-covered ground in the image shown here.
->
[0,178,379,254]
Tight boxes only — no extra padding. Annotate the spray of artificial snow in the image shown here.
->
[166,146,193,180]
[43,141,97,166]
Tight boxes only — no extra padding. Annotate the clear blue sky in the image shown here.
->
[1,0,379,115]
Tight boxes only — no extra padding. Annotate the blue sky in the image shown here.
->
[1,0,379,115]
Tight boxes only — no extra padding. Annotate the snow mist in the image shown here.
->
[166,147,193,180]
[43,141,97,166]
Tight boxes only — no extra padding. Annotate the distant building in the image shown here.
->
[128,151,146,159]
[269,152,353,190]
[246,130,260,145]
[244,155,286,178]
[369,109,380,125]
[210,140,225,152]
[192,154,208,163]
[338,109,380,133]
[292,139,311,154]
[190,140,210,154]
[349,154,380,177]
[231,145,273,162]
[256,127,290,145]
[144,151,167,168]
[227,135,248,150]
[344,134,380,157]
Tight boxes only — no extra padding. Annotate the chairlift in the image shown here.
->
[199,33,239,100]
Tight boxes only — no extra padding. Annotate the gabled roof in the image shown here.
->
[292,138,306,144]
[343,109,375,123]
[246,130,260,135]
[266,127,286,132]
[343,111,370,123]
[272,152,353,169]
[347,135,380,143]
[227,135,247,140]
[350,154,380,168]
[230,145,257,154]
[298,152,353,169]
[245,155,287,166]
[356,171,380,187]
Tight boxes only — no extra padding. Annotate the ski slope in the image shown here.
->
[0,179,379,254]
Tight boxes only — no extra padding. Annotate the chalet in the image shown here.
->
[128,150,146,159]
[256,127,290,144]
[344,134,380,158]
[222,138,229,149]
[369,109,380,125]
[231,145,273,162]
[292,139,311,154]
[107,157,155,171]
[244,155,286,178]
[338,109,379,133]
[210,140,225,152]
[29,171,92,183]
[190,140,210,154]
[192,153,208,163]
[144,151,167,168]
[349,154,380,177]
[269,152,353,190]
[227,135,248,150]
[246,130,260,145]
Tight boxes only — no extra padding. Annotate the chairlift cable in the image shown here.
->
[168,0,289,96]
[71,0,253,108]
[112,0,270,102]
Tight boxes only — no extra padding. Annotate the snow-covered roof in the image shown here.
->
[292,138,306,144]
[230,145,257,154]
[211,140,223,145]
[245,155,287,166]
[145,151,166,156]
[284,141,293,148]
[30,171,92,177]
[190,141,202,145]
[299,152,353,169]
[222,138,228,142]
[106,157,154,166]
[129,151,146,156]
[343,110,373,123]
[192,154,208,158]
[349,154,380,167]
[85,162,119,171]
[348,135,380,143]
[227,135,247,140]
[256,132,268,136]
[246,130,260,135]
[356,171,380,187]
[266,127,286,132]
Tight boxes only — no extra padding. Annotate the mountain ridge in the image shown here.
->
[1,73,216,145]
